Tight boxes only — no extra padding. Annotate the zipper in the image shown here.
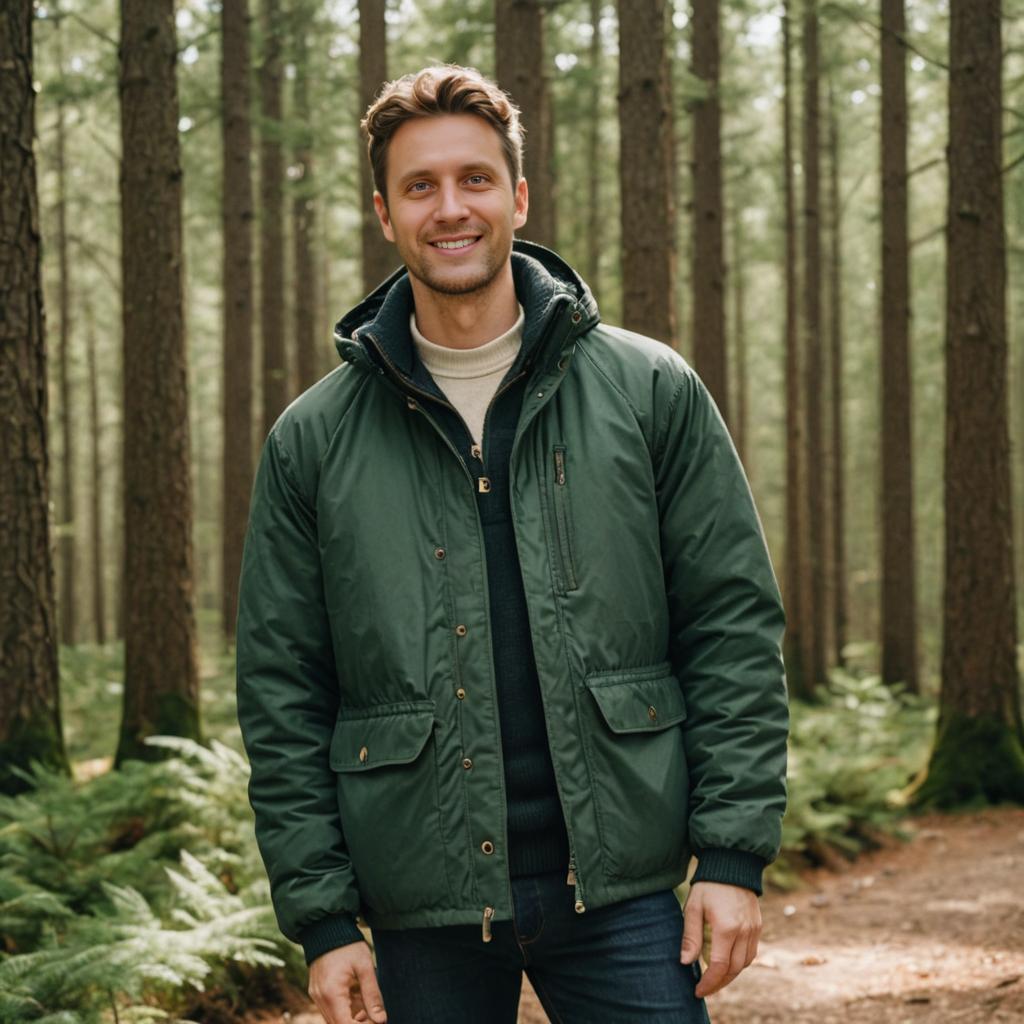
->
[567,851,587,913]
[551,446,579,591]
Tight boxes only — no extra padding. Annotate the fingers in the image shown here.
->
[354,956,388,1023]
[693,922,760,999]
[308,943,388,1024]
[679,891,705,965]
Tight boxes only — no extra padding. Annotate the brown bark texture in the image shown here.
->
[221,0,255,640]
[827,81,847,670]
[731,207,748,471]
[585,0,602,294]
[292,23,318,395]
[617,0,677,346]
[880,0,918,691]
[259,0,288,438]
[939,0,1020,728]
[357,0,394,293]
[116,0,201,764]
[782,1,809,699]
[495,0,556,249]
[86,309,106,645]
[690,0,728,422]
[801,0,828,690]
[0,0,68,791]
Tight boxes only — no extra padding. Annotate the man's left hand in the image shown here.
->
[679,880,762,998]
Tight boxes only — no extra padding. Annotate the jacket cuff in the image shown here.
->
[691,847,767,896]
[300,912,366,965]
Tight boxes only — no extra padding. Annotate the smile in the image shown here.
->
[431,237,480,250]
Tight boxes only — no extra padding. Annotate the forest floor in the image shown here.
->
[256,806,1024,1024]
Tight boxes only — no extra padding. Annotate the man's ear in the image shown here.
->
[373,191,395,243]
[513,177,529,231]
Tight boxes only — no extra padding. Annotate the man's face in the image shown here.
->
[374,114,528,297]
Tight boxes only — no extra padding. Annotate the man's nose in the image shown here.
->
[433,181,469,222]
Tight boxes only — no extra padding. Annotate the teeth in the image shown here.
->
[434,238,476,249]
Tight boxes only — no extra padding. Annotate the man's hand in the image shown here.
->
[679,880,762,999]
[308,941,388,1024]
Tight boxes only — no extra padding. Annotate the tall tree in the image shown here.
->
[584,0,603,294]
[801,0,827,688]
[690,0,728,420]
[292,18,319,394]
[782,0,810,697]
[0,0,68,793]
[259,0,287,437]
[618,0,676,345]
[730,205,748,469]
[221,0,255,640]
[116,0,201,765]
[915,0,1024,804]
[827,79,847,669]
[495,0,556,248]
[880,0,918,690]
[85,305,107,645]
[358,0,394,293]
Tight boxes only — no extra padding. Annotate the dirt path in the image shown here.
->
[272,808,1024,1023]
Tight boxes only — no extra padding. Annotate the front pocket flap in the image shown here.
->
[330,701,436,772]
[585,666,687,734]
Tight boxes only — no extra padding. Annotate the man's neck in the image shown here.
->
[409,263,519,350]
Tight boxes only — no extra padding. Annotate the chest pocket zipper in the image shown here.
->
[552,445,579,592]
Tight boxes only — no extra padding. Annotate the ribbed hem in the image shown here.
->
[690,847,767,896]
[299,912,365,965]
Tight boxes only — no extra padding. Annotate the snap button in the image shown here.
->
[574,900,586,914]
[359,745,368,764]
[536,391,544,398]
[455,624,468,637]
[558,356,569,371]
[434,547,446,560]
[456,687,466,700]
[571,310,582,324]
[462,757,473,770]
[478,477,491,493]
[471,444,482,460]
[406,397,417,410]
[648,706,658,721]
[480,840,495,855]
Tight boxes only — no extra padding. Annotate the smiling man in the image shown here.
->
[236,65,789,1024]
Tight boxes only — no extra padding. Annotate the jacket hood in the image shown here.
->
[334,240,600,381]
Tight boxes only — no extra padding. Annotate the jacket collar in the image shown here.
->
[334,240,600,383]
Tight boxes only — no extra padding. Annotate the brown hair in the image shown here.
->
[362,65,524,205]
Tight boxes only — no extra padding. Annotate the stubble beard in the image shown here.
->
[405,231,509,298]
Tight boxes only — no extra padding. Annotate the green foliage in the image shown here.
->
[769,668,936,886]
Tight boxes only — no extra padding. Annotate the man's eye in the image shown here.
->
[408,181,431,193]
[466,174,488,185]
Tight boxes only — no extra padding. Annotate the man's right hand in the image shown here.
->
[308,941,388,1024]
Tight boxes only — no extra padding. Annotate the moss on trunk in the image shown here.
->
[911,711,1024,808]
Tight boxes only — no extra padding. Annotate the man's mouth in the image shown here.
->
[431,236,481,250]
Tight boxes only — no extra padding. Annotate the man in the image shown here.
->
[236,65,788,1024]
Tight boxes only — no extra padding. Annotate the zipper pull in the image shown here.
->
[481,905,495,943]
[554,448,566,486]
[566,862,576,886]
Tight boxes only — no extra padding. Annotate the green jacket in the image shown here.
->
[236,242,788,951]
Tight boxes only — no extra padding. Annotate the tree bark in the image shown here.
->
[585,0,602,294]
[617,0,677,346]
[495,0,556,248]
[915,0,1024,805]
[0,0,68,793]
[116,0,201,765]
[801,0,828,689]
[259,0,288,437]
[782,0,810,698]
[292,19,319,393]
[827,79,847,670]
[731,206,748,470]
[221,0,255,641]
[690,0,728,421]
[880,0,918,690]
[85,305,107,645]
[357,0,394,293]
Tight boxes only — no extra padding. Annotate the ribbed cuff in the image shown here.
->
[691,847,767,896]
[300,912,365,965]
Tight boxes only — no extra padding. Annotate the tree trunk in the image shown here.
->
[0,0,68,793]
[221,0,255,641]
[585,0,602,295]
[357,0,394,293]
[116,0,201,765]
[690,0,728,421]
[782,0,810,698]
[915,0,1024,806]
[827,79,847,670]
[731,206,748,470]
[292,20,318,394]
[85,306,107,645]
[801,0,828,689]
[495,0,556,248]
[259,0,287,437]
[55,25,76,647]
[880,0,918,691]
[617,0,676,346]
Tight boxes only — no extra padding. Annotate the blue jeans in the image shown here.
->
[370,871,712,1023]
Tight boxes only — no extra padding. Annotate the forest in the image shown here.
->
[1,0,1022,1020]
